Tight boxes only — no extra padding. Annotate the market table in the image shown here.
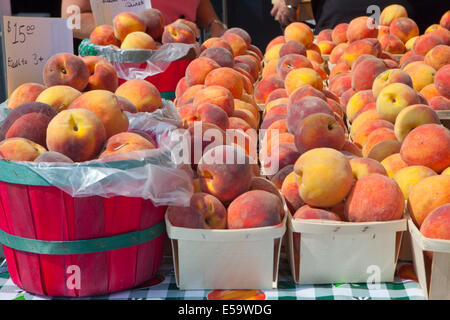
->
[0,255,425,300]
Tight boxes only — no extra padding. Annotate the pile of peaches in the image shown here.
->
[258,5,450,242]
[168,28,288,230]
[89,8,200,50]
[0,52,165,163]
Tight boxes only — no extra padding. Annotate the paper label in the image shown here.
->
[90,0,152,26]
[2,16,74,96]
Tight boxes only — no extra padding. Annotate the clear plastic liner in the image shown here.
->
[78,39,198,80]
[0,100,194,207]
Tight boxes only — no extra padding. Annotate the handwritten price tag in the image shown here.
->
[90,0,152,26]
[2,16,74,96]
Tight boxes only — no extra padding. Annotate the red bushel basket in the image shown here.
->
[78,40,197,101]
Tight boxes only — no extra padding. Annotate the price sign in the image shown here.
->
[2,16,74,96]
[90,0,152,26]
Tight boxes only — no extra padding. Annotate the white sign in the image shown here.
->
[90,0,152,26]
[2,16,74,96]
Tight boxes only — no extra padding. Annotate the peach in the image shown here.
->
[400,54,425,69]
[0,137,46,161]
[138,8,165,41]
[113,12,146,41]
[408,175,450,226]
[82,56,118,92]
[393,165,437,200]
[412,34,444,56]
[317,29,332,43]
[379,34,406,54]
[376,82,420,123]
[362,128,401,161]
[248,44,264,60]
[89,25,121,47]
[264,105,287,120]
[199,46,234,68]
[193,86,235,117]
[185,57,220,86]
[34,151,73,163]
[424,45,450,71]
[234,99,259,122]
[197,145,253,204]
[43,53,89,91]
[195,103,229,131]
[349,157,387,180]
[99,132,155,159]
[68,90,128,138]
[372,69,413,98]
[294,148,353,208]
[264,43,283,61]
[330,62,351,79]
[284,22,314,47]
[389,17,419,44]
[380,4,408,26]
[224,27,251,46]
[306,49,323,64]
[174,19,200,39]
[168,193,227,229]
[352,119,394,148]
[441,10,450,29]
[115,79,162,113]
[294,113,345,154]
[221,32,247,57]
[346,173,404,222]
[200,37,233,54]
[265,97,289,113]
[434,64,450,98]
[346,90,377,123]
[284,68,323,95]
[265,88,288,104]
[329,42,349,64]
[346,16,378,42]
[350,110,382,139]
[266,36,285,53]
[400,124,450,173]
[120,31,156,50]
[261,59,279,78]
[178,104,196,128]
[331,23,348,44]
[353,102,377,120]
[381,153,408,178]
[287,96,333,134]
[254,74,285,104]
[425,24,443,34]
[311,61,327,81]
[34,85,81,113]
[286,83,326,106]
[429,96,450,110]
[281,171,304,213]
[175,77,189,100]
[420,204,450,255]
[186,122,227,167]
[46,108,106,162]
[294,205,341,221]
[327,98,344,118]
[227,190,283,229]
[204,67,244,99]
[176,84,204,107]
[342,140,363,157]
[277,54,313,79]
[161,22,196,44]
[340,88,356,109]
[228,129,258,158]
[0,102,56,147]
[279,40,306,57]
[383,59,399,69]
[270,164,293,189]
[232,109,257,130]
[405,36,418,51]
[8,83,46,110]
[261,142,301,175]
[234,55,259,81]
[442,167,450,175]
[394,104,440,142]
[430,28,450,46]
[328,72,352,97]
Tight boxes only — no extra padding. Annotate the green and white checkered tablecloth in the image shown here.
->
[0,256,426,300]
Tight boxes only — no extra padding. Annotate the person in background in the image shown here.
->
[61,0,227,40]
[270,0,449,34]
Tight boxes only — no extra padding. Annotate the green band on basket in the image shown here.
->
[0,220,165,255]
[160,91,175,100]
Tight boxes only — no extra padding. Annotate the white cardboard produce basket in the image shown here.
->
[409,219,450,300]
[288,214,407,284]
[165,213,287,290]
